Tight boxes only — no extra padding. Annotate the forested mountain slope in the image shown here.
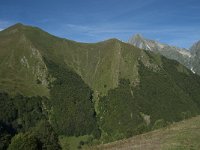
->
[1,24,200,149]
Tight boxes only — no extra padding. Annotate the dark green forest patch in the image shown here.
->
[98,60,200,142]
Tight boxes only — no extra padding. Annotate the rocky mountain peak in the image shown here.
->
[191,40,200,55]
[128,34,192,70]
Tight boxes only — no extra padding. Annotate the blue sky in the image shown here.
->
[0,0,200,48]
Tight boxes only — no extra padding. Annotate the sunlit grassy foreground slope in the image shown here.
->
[90,115,200,150]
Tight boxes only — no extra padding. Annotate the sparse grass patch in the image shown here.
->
[59,135,92,150]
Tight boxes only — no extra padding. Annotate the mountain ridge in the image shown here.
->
[1,23,200,149]
[128,34,200,75]
[0,23,151,97]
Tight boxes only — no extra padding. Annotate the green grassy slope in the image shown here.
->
[91,115,200,150]
[0,24,49,96]
[24,27,144,96]
[0,23,146,97]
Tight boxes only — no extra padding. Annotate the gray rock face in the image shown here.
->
[128,34,166,51]
[190,41,200,75]
[128,34,193,72]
